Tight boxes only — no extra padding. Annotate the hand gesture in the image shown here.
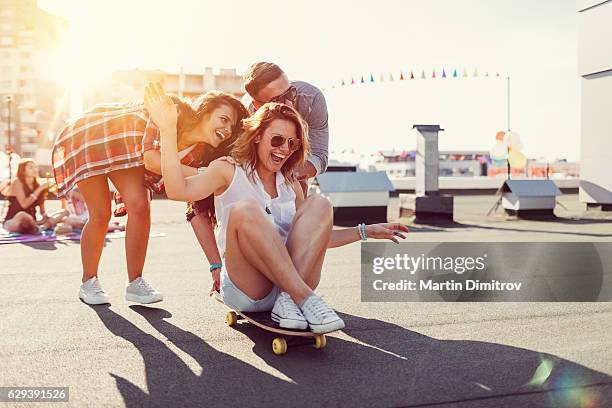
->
[365,223,409,244]
[144,81,177,135]
[210,268,221,294]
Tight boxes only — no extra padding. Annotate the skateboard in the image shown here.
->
[211,290,330,355]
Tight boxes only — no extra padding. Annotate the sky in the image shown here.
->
[39,0,580,161]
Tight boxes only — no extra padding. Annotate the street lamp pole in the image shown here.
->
[507,76,511,132]
[506,76,511,180]
[5,95,13,182]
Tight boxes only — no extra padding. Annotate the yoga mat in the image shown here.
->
[0,230,166,245]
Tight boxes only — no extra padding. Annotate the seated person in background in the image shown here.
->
[55,186,125,234]
[2,158,64,234]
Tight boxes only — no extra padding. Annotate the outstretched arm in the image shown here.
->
[144,82,229,202]
[143,149,199,177]
[328,223,409,248]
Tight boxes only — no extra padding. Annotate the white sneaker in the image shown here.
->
[271,292,308,330]
[300,294,345,334]
[125,277,163,304]
[79,277,110,305]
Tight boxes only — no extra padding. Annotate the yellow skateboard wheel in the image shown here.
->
[272,338,288,355]
[314,334,327,349]
[226,311,238,326]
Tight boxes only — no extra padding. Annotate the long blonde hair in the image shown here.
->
[230,103,310,183]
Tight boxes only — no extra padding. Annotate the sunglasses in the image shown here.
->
[268,85,297,104]
[270,135,302,152]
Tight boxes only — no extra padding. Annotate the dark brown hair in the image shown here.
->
[243,62,285,99]
[16,158,43,205]
[230,102,310,184]
[173,91,248,143]
[172,92,249,227]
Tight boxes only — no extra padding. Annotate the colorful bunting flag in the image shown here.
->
[335,67,501,86]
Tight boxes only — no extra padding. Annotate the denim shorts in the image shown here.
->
[220,266,280,312]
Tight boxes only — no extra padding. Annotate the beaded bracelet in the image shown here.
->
[209,262,223,273]
[357,223,367,241]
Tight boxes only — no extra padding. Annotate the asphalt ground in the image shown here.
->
[1,195,611,407]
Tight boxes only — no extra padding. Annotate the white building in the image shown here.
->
[0,0,69,159]
[578,0,612,207]
[84,67,245,109]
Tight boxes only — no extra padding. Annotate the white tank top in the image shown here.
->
[214,165,296,258]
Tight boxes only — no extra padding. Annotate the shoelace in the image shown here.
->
[306,297,336,319]
[280,293,302,316]
[90,279,105,294]
[137,279,155,293]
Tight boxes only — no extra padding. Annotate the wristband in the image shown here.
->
[30,193,37,200]
[209,262,223,273]
[357,223,367,241]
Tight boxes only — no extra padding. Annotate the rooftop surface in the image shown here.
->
[1,195,611,407]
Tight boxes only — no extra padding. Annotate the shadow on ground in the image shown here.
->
[88,305,611,408]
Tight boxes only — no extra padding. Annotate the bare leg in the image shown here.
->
[4,211,38,233]
[108,167,150,283]
[43,209,69,229]
[224,200,312,304]
[65,215,86,229]
[285,195,333,289]
[77,176,112,282]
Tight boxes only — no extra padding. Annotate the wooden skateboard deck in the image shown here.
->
[211,290,330,355]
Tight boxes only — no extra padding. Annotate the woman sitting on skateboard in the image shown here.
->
[146,82,408,334]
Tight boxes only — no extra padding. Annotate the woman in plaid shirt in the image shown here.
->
[52,90,247,305]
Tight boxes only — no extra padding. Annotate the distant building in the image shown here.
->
[83,67,245,109]
[372,150,489,178]
[577,0,612,206]
[0,0,69,159]
[371,149,579,179]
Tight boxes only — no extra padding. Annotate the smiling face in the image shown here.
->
[193,104,238,148]
[252,74,293,109]
[256,118,299,173]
